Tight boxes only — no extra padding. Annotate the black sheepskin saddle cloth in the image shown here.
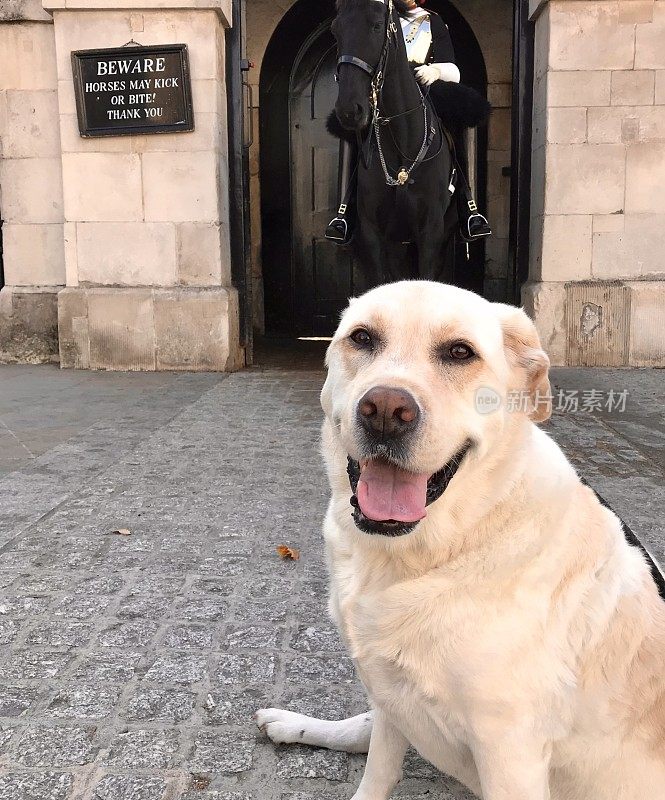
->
[428,81,491,129]
[326,81,491,142]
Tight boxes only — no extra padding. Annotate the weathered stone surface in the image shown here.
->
[75,223,177,286]
[91,775,167,800]
[625,142,665,213]
[628,281,665,366]
[145,653,208,684]
[125,686,197,723]
[0,685,39,717]
[592,213,665,278]
[611,70,655,105]
[546,107,587,144]
[0,288,59,365]
[0,23,57,90]
[540,214,593,281]
[56,287,242,372]
[2,223,66,287]
[0,772,73,800]
[548,1,635,71]
[547,70,612,107]
[88,288,156,371]
[2,90,61,158]
[45,686,120,719]
[189,731,255,774]
[14,726,97,767]
[0,158,63,224]
[521,280,567,366]
[177,222,225,286]
[276,746,349,781]
[635,3,665,68]
[105,729,180,768]
[545,144,626,215]
[142,151,219,223]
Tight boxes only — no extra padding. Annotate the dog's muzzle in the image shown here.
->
[346,441,472,537]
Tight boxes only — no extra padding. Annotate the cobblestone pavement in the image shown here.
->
[0,362,662,800]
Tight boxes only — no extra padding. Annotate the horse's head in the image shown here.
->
[331,0,392,131]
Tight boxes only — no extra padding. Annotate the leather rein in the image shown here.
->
[334,0,441,183]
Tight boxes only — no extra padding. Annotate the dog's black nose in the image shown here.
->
[357,386,420,439]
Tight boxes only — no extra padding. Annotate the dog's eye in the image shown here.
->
[448,343,475,361]
[349,328,373,348]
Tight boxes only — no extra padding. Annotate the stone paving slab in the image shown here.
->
[0,364,662,799]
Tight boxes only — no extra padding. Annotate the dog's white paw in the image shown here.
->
[255,707,307,745]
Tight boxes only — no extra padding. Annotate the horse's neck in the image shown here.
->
[379,28,426,156]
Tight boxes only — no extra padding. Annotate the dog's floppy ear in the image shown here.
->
[494,304,552,423]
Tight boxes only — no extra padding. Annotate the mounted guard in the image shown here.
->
[326,0,491,280]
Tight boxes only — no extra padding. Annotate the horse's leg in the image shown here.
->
[384,241,407,283]
[416,218,449,282]
[354,220,388,289]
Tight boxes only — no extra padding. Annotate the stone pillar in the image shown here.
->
[45,0,242,371]
[523,0,665,366]
[0,1,63,362]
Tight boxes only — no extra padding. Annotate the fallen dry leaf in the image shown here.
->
[276,544,300,561]
[111,528,132,536]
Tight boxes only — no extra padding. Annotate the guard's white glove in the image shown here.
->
[414,64,441,86]
[415,63,461,85]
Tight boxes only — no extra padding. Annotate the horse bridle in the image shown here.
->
[335,0,396,107]
[334,0,441,185]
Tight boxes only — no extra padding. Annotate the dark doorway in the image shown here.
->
[260,0,489,337]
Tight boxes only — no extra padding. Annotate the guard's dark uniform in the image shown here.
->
[400,5,491,243]
[401,7,457,74]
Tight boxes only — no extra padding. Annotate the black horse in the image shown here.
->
[330,0,487,285]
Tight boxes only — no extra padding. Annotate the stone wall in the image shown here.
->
[525,0,665,366]
[0,0,242,370]
[0,5,63,361]
[50,1,241,371]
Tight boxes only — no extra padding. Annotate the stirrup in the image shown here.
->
[325,216,350,244]
[460,212,492,243]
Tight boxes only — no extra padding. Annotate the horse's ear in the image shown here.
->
[494,304,551,423]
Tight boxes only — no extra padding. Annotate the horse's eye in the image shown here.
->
[350,328,373,348]
[448,343,475,361]
[372,22,383,31]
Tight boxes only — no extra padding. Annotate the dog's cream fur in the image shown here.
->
[257,281,665,800]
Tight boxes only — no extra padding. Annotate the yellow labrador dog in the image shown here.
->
[257,281,665,800]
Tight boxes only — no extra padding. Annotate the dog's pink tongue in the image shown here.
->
[357,460,428,523]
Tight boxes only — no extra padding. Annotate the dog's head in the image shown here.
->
[321,281,551,537]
